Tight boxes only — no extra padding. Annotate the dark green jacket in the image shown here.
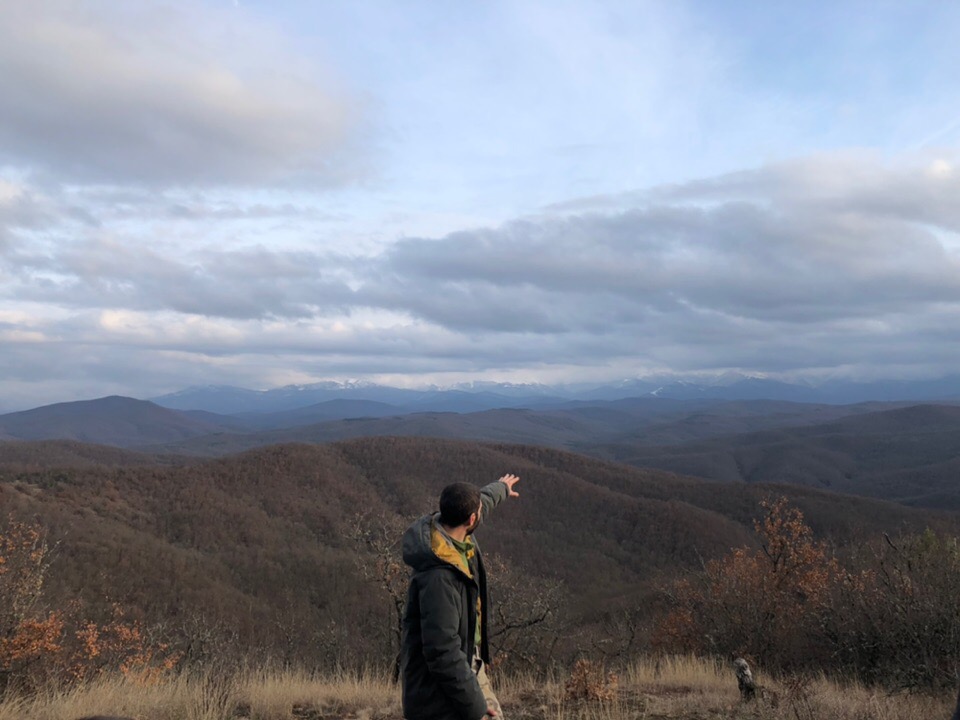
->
[400,481,508,720]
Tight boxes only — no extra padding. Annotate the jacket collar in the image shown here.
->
[431,518,475,580]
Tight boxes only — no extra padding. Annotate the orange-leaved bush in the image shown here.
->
[0,517,58,691]
[72,603,181,684]
[653,497,845,669]
[0,516,180,695]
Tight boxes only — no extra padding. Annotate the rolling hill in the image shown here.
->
[616,404,960,508]
[6,396,960,511]
[1,436,955,670]
[0,396,229,446]
[0,393,934,458]
[0,439,191,468]
[137,396,928,465]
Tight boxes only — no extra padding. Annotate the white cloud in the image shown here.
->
[0,180,24,204]
[0,1,363,187]
[927,158,953,179]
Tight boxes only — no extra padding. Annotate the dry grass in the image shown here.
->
[501,656,957,720]
[0,656,955,720]
[0,667,400,720]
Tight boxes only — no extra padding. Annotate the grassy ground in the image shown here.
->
[1,656,955,720]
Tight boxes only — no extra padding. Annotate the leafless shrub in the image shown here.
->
[563,658,618,702]
[347,510,412,682]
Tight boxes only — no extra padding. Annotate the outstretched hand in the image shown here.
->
[498,473,520,497]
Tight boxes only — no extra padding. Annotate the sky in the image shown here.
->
[3,0,960,411]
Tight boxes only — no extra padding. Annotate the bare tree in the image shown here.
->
[484,554,566,672]
[348,510,411,682]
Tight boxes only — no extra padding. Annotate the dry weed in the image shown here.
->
[0,655,956,720]
[563,659,618,702]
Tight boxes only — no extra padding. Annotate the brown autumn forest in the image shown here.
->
[3,434,960,707]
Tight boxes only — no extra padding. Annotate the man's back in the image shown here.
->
[400,511,487,720]
[400,476,518,720]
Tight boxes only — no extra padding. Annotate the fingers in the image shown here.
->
[499,473,520,496]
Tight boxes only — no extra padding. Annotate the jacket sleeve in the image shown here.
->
[478,480,508,519]
[419,570,488,720]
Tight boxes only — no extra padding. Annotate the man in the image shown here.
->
[400,474,520,720]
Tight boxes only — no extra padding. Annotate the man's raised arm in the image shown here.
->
[479,474,520,518]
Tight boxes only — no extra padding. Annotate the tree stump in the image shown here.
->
[733,657,757,701]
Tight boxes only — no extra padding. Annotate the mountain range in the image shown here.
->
[5,374,960,670]
[146,374,960,415]
[0,393,912,452]
[4,393,960,510]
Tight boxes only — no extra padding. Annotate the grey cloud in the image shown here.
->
[9,153,960,341]
[6,152,960,402]
[35,185,342,225]
[0,311,628,404]
[0,184,61,251]
[0,2,363,187]
[0,338,249,411]
[6,237,357,320]
[0,189,54,232]
[542,191,647,214]
[9,154,960,344]
[373,191,960,333]
[166,203,337,222]
[657,152,960,230]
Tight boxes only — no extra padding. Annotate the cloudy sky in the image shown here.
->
[3,0,960,410]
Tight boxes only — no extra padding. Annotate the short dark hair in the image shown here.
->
[439,482,481,527]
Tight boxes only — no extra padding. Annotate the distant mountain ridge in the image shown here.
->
[148,375,960,415]
[0,396,225,447]
[137,398,913,458]
[150,382,569,415]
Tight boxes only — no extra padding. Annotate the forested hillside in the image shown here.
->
[616,404,960,508]
[1,436,954,673]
